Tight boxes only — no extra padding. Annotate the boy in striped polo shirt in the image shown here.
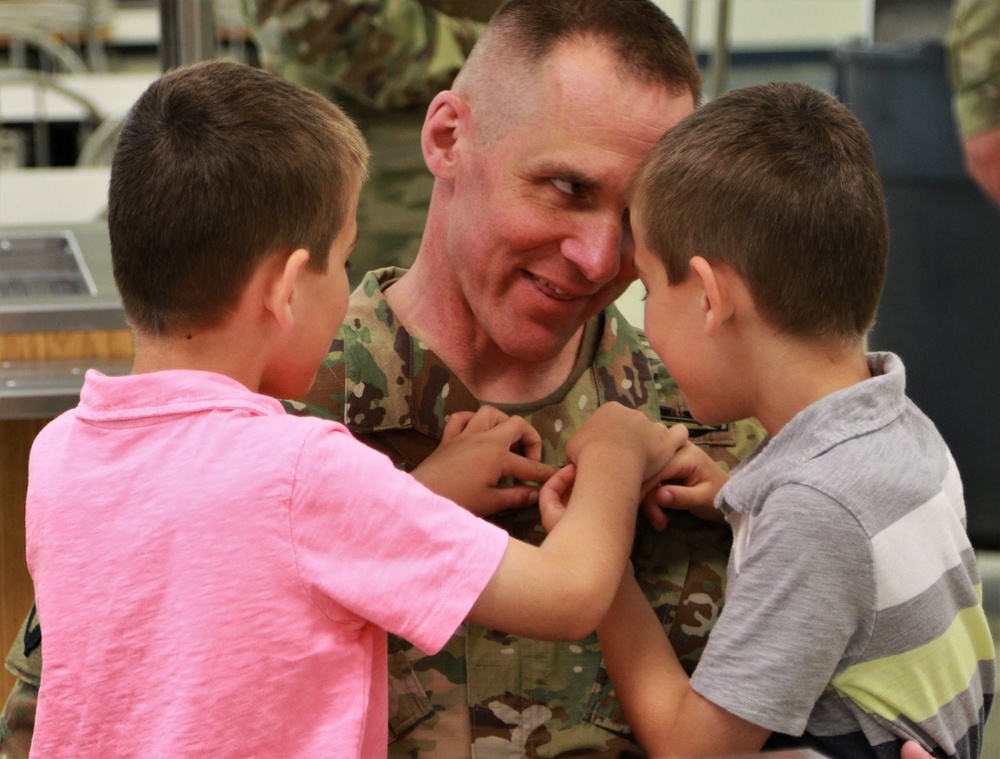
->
[543,82,995,758]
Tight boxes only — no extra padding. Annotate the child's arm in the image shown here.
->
[640,440,730,530]
[596,572,771,756]
[537,435,766,754]
[411,406,558,516]
[466,402,688,641]
[540,468,940,759]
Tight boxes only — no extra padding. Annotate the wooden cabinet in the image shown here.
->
[0,329,133,697]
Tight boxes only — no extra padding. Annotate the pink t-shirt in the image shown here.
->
[26,370,508,757]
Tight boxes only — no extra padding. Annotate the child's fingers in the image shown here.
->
[655,443,698,483]
[463,405,511,433]
[539,463,575,504]
[492,415,544,461]
[441,410,476,442]
[538,464,576,533]
[484,485,543,515]
[638,422,690,482]
[639,492,669,531]
[653,483,727,523]
[501,453,559,485]
[661,423,690,456]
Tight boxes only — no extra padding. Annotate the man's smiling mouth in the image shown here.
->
[529,273,576,299]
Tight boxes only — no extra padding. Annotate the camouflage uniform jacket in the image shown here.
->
[245,0,497,112]
[949,0,1000,138]
[1,608,39,759]
[287,267,763,759]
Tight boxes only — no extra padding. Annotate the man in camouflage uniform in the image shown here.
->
[290,268,760,757]
[3,2,762,757]
[293,3,760,757]
[245,0,500,286]
[949,0,1000,205]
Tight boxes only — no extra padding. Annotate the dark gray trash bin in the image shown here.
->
[836,41,1000,549]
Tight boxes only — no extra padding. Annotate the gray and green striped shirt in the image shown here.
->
[692,352,995,759]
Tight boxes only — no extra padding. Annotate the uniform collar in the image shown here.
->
[341,267,661,440]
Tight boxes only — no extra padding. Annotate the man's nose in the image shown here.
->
[561,216,621,284]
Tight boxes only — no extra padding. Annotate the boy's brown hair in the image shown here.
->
[109,60,369,336]
[632,81,889,343]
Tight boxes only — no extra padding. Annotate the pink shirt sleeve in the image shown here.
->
[288,422,509,654]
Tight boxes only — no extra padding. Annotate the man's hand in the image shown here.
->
[413,405,557,517]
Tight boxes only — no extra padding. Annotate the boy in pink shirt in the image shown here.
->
[24,61,688,757]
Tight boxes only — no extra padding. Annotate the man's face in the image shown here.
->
[445,40,694,363]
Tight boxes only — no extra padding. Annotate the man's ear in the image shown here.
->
[422,90,470,180]
[689,256,735,338]
[263,248,310,330]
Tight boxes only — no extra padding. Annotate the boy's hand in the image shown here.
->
[567,402,689,486]
[413,406,557,517]
[640,440,729,530]
[538,463,575,533]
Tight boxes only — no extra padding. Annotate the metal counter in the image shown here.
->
[0,223,126,334]
[0,222,130,420]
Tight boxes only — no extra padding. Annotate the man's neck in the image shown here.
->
[383,266,586,405]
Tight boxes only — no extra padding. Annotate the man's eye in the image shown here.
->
[552,178,583,197]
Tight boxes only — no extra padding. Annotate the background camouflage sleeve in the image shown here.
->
[243,0,493,110]
[949,0,1000,138]
[1,608,41,759]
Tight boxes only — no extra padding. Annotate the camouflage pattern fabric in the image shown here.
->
[1,607,40,759]
[949,0,1000,138]
[242,0,500,288]
[287,268,764,758]
[246,0,492,112]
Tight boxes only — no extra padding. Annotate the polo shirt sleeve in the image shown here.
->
[690,483,876,735]
[287,422,510,655]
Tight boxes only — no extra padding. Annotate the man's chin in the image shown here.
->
[497,324,585,364]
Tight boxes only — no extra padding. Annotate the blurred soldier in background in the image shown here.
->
[949,0,1000,205]
[245,0,501,285]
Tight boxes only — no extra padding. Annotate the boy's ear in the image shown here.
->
[689,256,735,338]
[263,248,310,330]
[422,90,470,180]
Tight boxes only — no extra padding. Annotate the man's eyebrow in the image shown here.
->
[530,161,601,190]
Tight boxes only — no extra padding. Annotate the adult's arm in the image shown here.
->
[948,0,1000,204]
